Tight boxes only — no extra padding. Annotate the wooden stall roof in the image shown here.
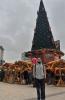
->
[2,60,32,72]
[47,59,65,68]
[47,59,65,64]
[25,48,64,57]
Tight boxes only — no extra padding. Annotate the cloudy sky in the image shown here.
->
[0,0,65,62]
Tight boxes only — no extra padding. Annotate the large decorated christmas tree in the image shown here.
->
[25,0,64,63]
[31,0,56,50]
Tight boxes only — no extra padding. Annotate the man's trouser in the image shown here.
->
[35,78,45,100]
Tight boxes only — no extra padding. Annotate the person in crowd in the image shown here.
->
[46,69,55,85]
[0,69,5,81]
[23,70,29,85]
[28,69,33,84]
[33,58,46,100]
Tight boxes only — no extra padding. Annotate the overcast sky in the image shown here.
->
[0,0,65,62]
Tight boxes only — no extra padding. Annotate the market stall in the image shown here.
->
[25,48,64,64]
[46,59,65,86]
[2,61,32,84]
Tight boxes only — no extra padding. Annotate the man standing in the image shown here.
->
[33,58,45,100]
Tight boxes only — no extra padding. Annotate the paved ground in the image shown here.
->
[0,82,65,100]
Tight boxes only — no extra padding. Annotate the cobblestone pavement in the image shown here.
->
[0,82,65,100]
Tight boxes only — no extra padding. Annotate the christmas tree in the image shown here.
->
[31,0,56,50]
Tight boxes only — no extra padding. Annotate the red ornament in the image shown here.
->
[42,49,46,54]
[32,57,38,64]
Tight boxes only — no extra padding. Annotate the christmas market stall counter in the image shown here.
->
[46,59,65,86]
[2,61,32,84]
[2,63,17,84]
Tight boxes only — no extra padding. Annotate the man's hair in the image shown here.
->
[38,58,41,62]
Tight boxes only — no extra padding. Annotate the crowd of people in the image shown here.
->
[0,57,46,100]
[0,68,5,81]
[21,70,33,85]
[1,58,65,100]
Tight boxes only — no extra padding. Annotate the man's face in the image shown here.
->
[38,58,41,64]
